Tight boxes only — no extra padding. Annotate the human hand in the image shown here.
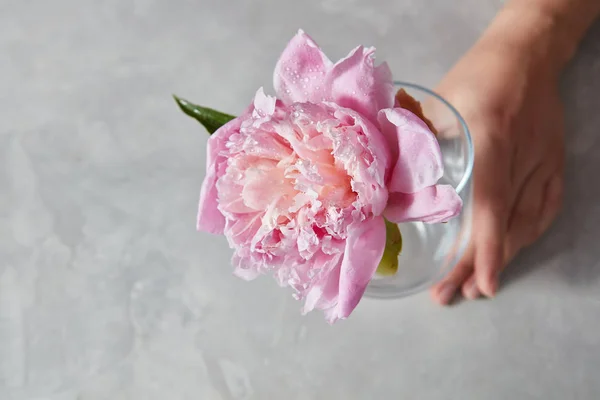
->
[429,10,567,304]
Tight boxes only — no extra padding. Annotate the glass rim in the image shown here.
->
[393,81,474,194]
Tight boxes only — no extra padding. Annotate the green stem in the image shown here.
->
[376,219,403,276]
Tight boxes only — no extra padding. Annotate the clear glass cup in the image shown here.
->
[364,81,474,299]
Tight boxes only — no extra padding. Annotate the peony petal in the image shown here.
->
[232,250,264,281]
[252,87,276,118]
[333,216,386,321]
[327,46,394,124]
[378,108,444,193]
[233,265,262,281]
[197,106,252,233]
[241,160,294,211]
[225,212,263,247]
[273,29,332,104]
[329,107,391,215]
[197,160,227,233]
[216,175,254,214]
[384,185,463,224]
[373,62,394,114]
[301,251,343,315]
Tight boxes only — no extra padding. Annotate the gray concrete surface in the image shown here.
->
[1,0,600,399]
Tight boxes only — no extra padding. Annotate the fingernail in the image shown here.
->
[488,274,499,297]
[439,283,456,305]
[464,280,480,300]
[488,283,496,297]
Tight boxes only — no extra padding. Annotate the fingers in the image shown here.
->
[461,274,480,300]
[471,166,563,299]
[537,174,563,235]
[429,124,562,305]
[504,164,546,263]
[432,127,509,303]
[471,133,509,298]
[504,169,563,265]
[430,242,475,305]
[473,201,505,297]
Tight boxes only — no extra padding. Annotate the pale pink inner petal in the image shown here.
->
[302,259,341,316]
[241,159,295,210]
[378,108,444,193]
[225,213,263,247]
[252,87,277,118]
[233,264,262,281]
[301,248,344,315]
[216,168,254,214]
[328,107,391,215]
[384,184,463,224]
[241,130,293,160]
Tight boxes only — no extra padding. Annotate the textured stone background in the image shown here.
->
[1,0,599,399]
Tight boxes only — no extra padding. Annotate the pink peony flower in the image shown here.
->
[196,30,462,323]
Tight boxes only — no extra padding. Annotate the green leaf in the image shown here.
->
[173,95,236,134]
[376,219,403,276]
